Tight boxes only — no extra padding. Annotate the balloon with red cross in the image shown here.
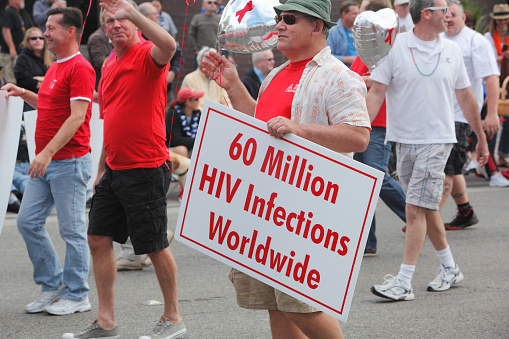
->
[217,0,280,53]
[353,8,399,72]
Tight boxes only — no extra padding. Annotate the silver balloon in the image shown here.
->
[353,8,399,72]
[217,0,280,53]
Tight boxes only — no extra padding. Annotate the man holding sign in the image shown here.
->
[202,0,371,337]
[2,8,95,315]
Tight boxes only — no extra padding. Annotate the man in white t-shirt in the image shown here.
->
[439,1,507,231]
[366,0,489,301]
[395,0,414,33]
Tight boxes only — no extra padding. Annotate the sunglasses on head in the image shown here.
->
[29,37,45,41]
[275,14,310,25]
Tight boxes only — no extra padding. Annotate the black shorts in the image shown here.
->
[88,160,172,255]
[445,122,472,175]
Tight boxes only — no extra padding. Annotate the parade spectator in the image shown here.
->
[166,87,203,157]
[202,0,370,336]
[484,4,509,169]
[241,49,275,99]
[189,0,220,68]
[464,9,476,30]
[200,0,224,14]
[1,0,34,84]
[368,0,489,301]
[33,0,67,32]
[326,0,359,68]
[87,21,113,89]
[152,0,178,37]
[1,7,95,315]
[14,27,54,111]
[395,0,414,33]
[440,1,506,233]
[350,0,405,256]
[67,0,186,337]
[181,46,231,110]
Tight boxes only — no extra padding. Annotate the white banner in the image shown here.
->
[25,103,103,192]
[176,100,384,321]
[0,91,24,236]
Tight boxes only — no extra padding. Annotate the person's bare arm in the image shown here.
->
[483,74,500,137]
[366,81,388,122]
[2,83,38,109]
[93,145,107,193]
[28,100,89,178]
[201,50,256,116]
[456,87,489,168]
[267,117,369,153]
[2,27,16,58]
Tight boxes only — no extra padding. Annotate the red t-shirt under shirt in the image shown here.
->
[255,58,312,122]
[36,53,95,159]
[101,41,170,170]
[350,56,386,128]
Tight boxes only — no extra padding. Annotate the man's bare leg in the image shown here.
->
[439,174,454,211]
[402,204,427,265]
[270,310,344,339]
[147,247,182,324]
[88,235,117,330]
[425,209,448,251]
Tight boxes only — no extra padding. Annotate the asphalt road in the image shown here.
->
[0,175,508,339]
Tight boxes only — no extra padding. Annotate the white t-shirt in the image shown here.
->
[443,27,500,124]
[371,30,470,144]
[398,14,414,33]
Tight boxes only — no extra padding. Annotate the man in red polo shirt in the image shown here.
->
[63,0,186,338]
[2,7,95,316]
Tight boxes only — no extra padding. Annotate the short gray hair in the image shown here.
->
[197,46,216,65]
[138,2,154,16]
[447,0,463,15]
[410,0,435,24]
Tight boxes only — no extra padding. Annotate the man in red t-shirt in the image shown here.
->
[2,8,95,316]
[66,1,186,338]
[201,0,370,337]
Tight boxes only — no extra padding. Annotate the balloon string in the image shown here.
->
[168,0,196,152]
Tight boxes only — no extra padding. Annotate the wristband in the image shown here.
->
[9,47,15,52]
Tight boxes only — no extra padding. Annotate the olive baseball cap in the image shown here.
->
[274,0,337,28]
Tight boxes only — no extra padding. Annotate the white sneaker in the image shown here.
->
[371,275,415,301]
[427,264,464,292]
[45,296,91,315]
[489,173,509,187]
[464,159,478,173]
[25,285,65,313]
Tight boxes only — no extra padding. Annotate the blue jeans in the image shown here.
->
[354,127,406,250]
[17,153,92,301]
[11,162,30,194]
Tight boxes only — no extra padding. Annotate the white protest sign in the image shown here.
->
[176,100,384,321]
[0,91,24,236]
[25,103,103,191]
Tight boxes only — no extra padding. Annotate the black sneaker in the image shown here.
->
[364,248,377,256]
[444,208,479,230]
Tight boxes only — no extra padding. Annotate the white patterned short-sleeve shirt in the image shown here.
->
[256,46,371,158]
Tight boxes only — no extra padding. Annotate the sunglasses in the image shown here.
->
[207,1,217,4]
[275,14,310,25]
[189,98,199,101]
[29,37,45,41]
[424,6,448,15]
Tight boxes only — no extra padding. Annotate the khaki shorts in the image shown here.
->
[0,53,16,84]
[396,143,453,211]
[228,268,319,313]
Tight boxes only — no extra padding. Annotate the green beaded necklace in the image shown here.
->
[409,48,441,76]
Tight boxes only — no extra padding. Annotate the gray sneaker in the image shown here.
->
[25,284,65,313]
[138,316,186,339]
[62,320,119,339]
[427,264,464,292]
[46,296,91,315]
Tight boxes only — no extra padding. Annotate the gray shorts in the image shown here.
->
[396,143,453,211]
